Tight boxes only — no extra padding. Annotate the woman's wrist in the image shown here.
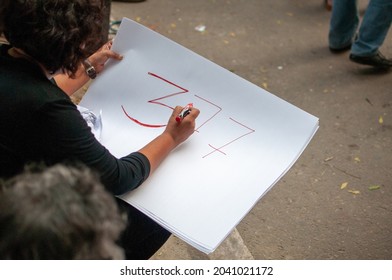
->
[82,59,97,79]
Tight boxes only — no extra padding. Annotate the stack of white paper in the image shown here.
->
[80,18,319,254]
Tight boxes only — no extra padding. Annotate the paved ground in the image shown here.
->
[109,0,392,259]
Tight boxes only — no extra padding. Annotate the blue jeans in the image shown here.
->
[329,0,392,57]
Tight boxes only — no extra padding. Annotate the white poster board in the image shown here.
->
[80,18,319,254]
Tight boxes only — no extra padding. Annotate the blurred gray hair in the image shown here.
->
[0,164,125,259]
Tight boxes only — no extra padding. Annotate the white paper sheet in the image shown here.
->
[80,18,319,254]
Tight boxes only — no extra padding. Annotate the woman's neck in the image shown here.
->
[8,47,54,79]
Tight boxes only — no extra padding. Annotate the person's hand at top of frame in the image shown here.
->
[87,40,123,75]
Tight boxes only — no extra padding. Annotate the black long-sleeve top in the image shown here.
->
[0,45,150,195]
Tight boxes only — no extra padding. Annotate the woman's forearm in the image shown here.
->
[138,106,199,175]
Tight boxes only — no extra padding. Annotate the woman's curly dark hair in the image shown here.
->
[0,0,104,76]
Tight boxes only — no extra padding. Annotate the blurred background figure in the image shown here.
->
[0,164,126,259]
[328,0,392,69]
[325,0,333,11]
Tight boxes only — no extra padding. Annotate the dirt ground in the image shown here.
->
[108,0,392,259]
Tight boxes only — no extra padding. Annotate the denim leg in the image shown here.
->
[351,0,392,56]
[329,0,359,49]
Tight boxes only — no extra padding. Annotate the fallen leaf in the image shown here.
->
[348,190,360,195]
[379,116,383,124]
[354,157,361,163]
[368,185,381,191]
[365,98,373,106]
[340,182,348,189]
[324,156,334,162]
[260,67,267,73]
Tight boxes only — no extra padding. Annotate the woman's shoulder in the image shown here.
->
[0,63,72,116]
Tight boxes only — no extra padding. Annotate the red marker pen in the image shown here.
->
[176,103,193,123]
